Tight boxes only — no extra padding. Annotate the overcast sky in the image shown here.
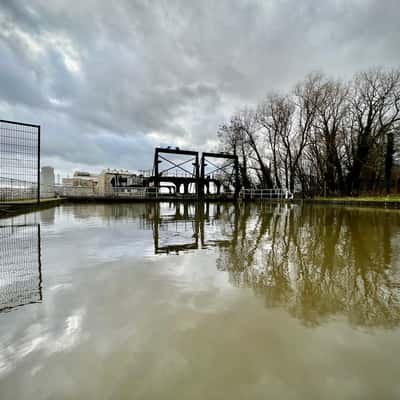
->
[1,0,400,177]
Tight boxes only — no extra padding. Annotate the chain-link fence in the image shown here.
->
[0,119,40,202]
[0,224,42,312]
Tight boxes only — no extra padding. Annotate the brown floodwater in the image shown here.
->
[1,202,400,399]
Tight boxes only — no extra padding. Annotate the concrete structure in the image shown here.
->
[40,166,55,198]
[61,169,145,197]
[62,171,98,189]
[97,169,145,194]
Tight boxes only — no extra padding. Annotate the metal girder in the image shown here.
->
[200,151,240,197]
[153,147,200,192]
[155,147,198,157]
[202,158,235,177]
[202,151,237,160]
[158,154,196,177]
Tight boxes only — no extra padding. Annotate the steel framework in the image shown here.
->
[200,152,239,197]
[151,148,239,197]
[152,147,200,194]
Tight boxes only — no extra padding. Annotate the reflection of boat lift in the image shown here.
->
[154,218,199,254]
[150,203,238,254]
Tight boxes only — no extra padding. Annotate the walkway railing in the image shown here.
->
[239,188,293,200]
[0,177,56,203]
[60,186,238,200]
[57,186,293,201]
[0,179,57,202]
[0,177,38,202]
[60,186,149,198]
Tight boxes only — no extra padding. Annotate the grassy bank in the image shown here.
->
[313,195,400,203]
[303,195,400,209]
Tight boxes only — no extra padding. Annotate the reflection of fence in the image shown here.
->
[0,224,42,312]
[0,120,40,202]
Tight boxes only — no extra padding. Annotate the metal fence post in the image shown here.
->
[37,125,41,204]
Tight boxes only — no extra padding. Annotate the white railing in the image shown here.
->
[57,186,293,200]
[201,191,236,198]
[239,188,293,200]
[159,171,195,178]
[60,186,239,199]
[61,186,151,198]
[61,186,188,199]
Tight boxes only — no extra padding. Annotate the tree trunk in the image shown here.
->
[349,131,370,195]
[385,130,394,194]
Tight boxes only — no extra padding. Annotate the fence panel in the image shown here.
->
[0,120,40,202]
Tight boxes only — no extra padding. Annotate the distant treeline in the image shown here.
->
[218,68,400,196]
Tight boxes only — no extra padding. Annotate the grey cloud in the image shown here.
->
[0,42,47,108]
[1,0,400,173]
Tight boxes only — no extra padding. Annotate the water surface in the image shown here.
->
[1,202,400,399]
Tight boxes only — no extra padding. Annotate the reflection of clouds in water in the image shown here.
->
[48,283,73,292]
[0,308,85,378]
[0,351,10,376]
[153,254,237,316]
[51,309,85,353]
[1,202,400,398]
[88,241,155,262]
[2,203,400,383]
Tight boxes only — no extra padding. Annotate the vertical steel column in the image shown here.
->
[195,152,200,197]
[154,148,159,189]
[199,154,205,198]
[37,125,41,204]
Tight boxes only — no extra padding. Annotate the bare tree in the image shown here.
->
[281,73,320,192]
[218,116,252,188]
[233,108,274,188]
[347,69,400,194]
[257,93,295,189]
[309,75,349,194]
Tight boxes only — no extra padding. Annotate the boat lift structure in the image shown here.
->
[149,147,240,198]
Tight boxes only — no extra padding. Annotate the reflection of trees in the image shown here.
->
[217,204,400,328]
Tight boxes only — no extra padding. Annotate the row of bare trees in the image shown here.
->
[218,68,400,196]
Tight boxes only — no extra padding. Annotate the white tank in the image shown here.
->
[41,166,55,198]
